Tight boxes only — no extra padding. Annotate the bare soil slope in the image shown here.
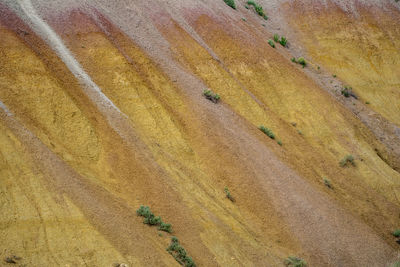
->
[1,0,400,266]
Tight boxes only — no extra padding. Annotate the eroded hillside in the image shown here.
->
[1,0,400,266]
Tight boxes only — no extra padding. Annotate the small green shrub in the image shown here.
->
[277,140,282,146]
[340,155,355,167]
[273,34,280,42]
[224,187,235,202]
[246,1,266,17]
[365,101,370,104]
[144,215,162,226]
[242,18,247,21]
[323,177,332,189]
[268,40,275,48]
[245,5,249,9]
[137,205,173,232]
[341,86,352,98]
[167,237,196,267]
[223,0,236,9]
[159,222,172,233]
[203,89,212,97]
[259,126,275,139]
[137,205,152,217]
[203,89,221,103]
[393,229,400,237]
[389,262,400,267]
[279,36,287,47]
[263,14,268,20]
[333,74,337,78]
[291,57,297,63]
[297,57,306,67]
[284,256,307,267]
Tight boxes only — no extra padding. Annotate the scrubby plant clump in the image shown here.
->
[284,256,307,267]
[392,229,400,237]
[323,177,332,189]
[279,36,288,47]
[159,222,172,233]
[223,0,236,9]
[224,187,235,202]
[291,57,306,67]
[341,86,357,99]
[340,155,356,167]
[268,39,275,48]
[259,126,275,139]
[273,34,280,42]
[297,57,306,67]
[136,205,173,233]
[246,1,266,17]
[203,89,221,103]
[167,237,196,267]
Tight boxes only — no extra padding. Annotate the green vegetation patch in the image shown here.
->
[224,187,235,202]
[268,39,275,48]
[291,57,306,67]
[340,155,356,167]
[137,205,173,233]
[246,1,267,17]
[203,89,221,103]
[259,126,275,139]
[167,237,196,267]
[284,256,307,267]
[323,177,332,189]
[223,0,236,9]
[393,229,400,237]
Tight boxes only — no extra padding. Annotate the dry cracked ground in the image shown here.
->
[1,0,400,266]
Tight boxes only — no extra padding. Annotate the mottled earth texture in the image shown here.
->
[0,0,400,266]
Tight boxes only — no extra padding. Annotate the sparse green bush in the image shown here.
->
[245,5,249,9]
[284,256,307,267]
[159,222,172,233]
[291,57,306,67]
[263,14,268,20]
[259,126,275,139]
[333,74,337,78]
[137,205,173,232]
[224,187,235,202]
[273,34,280,42]
[167,237,196,267]
[246,1,266,17]
[144,215,162,226]
[341,86,352,98]
[223,0,236,9]
[277,140,282,146]
[393,229,400,237]
[340,155,355,167]
[242,18,247,21]
[203,89,221,103]
[268,40,275,48]
[365,101,370,104]
[323,177,332,189]
[297,57,306,67]
[279,36,287,47]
